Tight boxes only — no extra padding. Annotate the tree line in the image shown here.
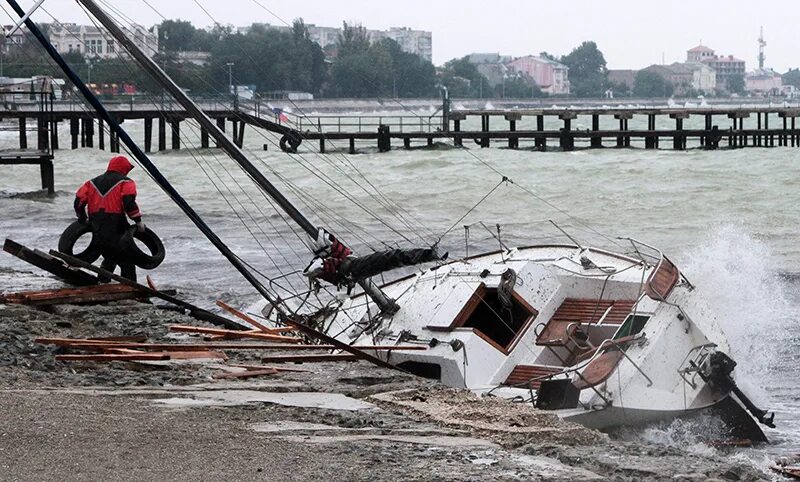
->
[4,20,769,99]
[1,20,615,99]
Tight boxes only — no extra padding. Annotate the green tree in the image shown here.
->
[438,57,490,98]
[633,70,673,98]
[336,21,370,58]
[159,19,213,52]
[331,41,392,97]
[784,68,800,88]
[561,41,608,97]
[494,74,544,98]
[726,74,745,95]
[206,22,327,96]
[379,38,436,97]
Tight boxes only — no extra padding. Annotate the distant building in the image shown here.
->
[49,22,159,59]
[686,45,745,91]
[1,25,26,52]
[607,69,637,91]
[746,69,783,95]
[643,64,695,96]
[467,53,512,87]
[245,23,432,61]
[685,62,716,93]
[506,55,570,95]
[369,27,432,62]
[175,51,211,66]
[686,45,715,63]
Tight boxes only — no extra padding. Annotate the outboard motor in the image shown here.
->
[697,351,776,428]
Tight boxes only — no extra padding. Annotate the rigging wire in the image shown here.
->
[172,0,436,246]
[95,0,418,254]
[244,0,624,250]
[14,5,307,298]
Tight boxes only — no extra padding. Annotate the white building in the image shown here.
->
[242,23,433,61]
[368,27,432,62]
[685,62,717,94]
[49,23,159,59]
[1,25,26,52]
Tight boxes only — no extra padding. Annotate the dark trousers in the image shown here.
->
[98,244,137,283]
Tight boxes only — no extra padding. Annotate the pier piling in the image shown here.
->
[143,118,152,152]
[158,117,166,151]
[170,119,180,150]
[19,117,27,149]
[98,119,104,151]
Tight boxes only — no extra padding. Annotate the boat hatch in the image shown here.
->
[430,282,537,353]
[536,298,636,346]
[615,314,650,339]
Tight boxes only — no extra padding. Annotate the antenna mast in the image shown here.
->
[757,26,766,70]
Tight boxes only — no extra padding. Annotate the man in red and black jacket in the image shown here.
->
[74,155,144,281]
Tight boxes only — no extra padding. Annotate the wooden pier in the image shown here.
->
[291,106,800,153]
[3,99,800,194]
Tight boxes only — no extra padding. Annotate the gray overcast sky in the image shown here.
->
[14,0,799,71]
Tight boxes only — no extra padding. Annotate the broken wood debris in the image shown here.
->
[215,300,295,335]
[102,348,228,360]
[168,325,303,343]
[0,284,173,306]
[49,249,250,331]
[35,338,428,352]
[55,353,170,362]
[3,238,97,286]
[260,354,359,363]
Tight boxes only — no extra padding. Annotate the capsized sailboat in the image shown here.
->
[12,0,775,442]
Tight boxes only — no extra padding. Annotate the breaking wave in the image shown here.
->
[617,225,797,466]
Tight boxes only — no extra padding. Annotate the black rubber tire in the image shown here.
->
[58,220,102,263]
[121,226,166,270]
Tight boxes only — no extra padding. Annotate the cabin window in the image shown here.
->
[453,284,537,352]
[615,314,650,339]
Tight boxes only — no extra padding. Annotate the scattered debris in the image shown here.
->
[0,284,170,306]
[168,324,302,343]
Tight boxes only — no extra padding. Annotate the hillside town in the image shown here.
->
[0,19,797,99]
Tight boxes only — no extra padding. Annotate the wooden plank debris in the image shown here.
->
[34,338,428,352]
[88,335,148,343]
[282,317,400,371]
[4,239,98,286]
[260,354,359,363]
[215,300,294,334]
[49,250,249,330]
[102,348,228,360]
[168,325,303,343]
[0,284,165,306]
[55,353,170,362]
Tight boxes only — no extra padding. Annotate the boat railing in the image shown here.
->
[677,342,718,389]
[514,333,651,406]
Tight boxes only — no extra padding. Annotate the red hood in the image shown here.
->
[106,156,134,175]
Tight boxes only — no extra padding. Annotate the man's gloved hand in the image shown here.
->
[135,220,146,233]
[310,227,333,257]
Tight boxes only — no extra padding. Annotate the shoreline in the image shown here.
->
[0,268,774,481]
